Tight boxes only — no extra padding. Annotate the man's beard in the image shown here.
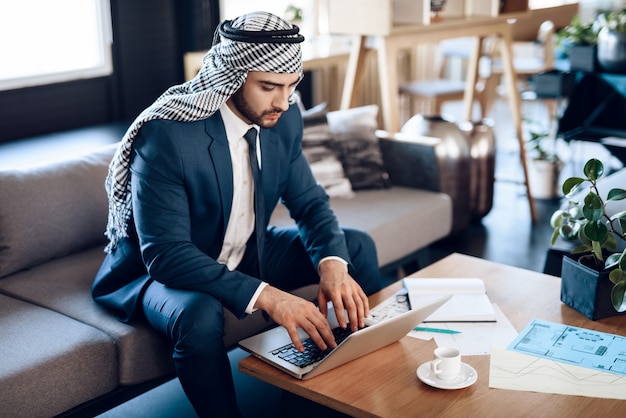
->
[231,89,282,128]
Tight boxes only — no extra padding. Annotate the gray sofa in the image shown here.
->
[0,132,452,417]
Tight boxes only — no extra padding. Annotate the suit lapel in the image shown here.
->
[203,112,281,229]
[204,113,233,235]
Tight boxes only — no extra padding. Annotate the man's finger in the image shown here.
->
[332,299,347,329]
[285,326,305,352]
[300,316,335,351]
[343,296,360,332]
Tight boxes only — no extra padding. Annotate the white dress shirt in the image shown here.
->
[217,103,346,315]
[217,103,267,314]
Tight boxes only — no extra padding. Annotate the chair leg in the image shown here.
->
[433,99,444,116]
[478,75,499,119]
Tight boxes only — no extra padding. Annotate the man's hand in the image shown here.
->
[254,285,337,352]
[317,259,369,332]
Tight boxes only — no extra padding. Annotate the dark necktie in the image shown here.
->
[244,128,265,279]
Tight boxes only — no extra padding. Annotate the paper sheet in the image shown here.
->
[507,318,626,377]
[408,303,518,355]
[489,347,626,400]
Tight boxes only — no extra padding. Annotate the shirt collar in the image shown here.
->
[219,101,259,144]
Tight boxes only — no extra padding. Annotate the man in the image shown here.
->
[92,11,381,417]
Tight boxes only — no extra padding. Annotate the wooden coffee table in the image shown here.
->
[238,253,626,417]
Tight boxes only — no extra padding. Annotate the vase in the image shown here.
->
[597,28,626,74]
[401,114,470,233]
[560,254,626,320]
[459,119,496,221]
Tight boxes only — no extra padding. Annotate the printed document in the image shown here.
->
[490,318,626,400]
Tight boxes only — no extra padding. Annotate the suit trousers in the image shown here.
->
[141,226,381,417]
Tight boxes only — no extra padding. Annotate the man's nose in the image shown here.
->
[273,90,290,111]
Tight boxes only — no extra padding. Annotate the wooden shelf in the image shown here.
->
[328,0,529,36]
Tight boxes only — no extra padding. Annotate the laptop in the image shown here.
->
[238,294,451,380]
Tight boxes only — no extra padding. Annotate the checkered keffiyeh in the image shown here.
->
[104,11,304,252]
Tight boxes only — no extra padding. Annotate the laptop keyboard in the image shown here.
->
[365,289,410,326]
[271,325,355,368]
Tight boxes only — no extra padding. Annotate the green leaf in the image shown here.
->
[583,158,604,181]
[550,228,561,246]
[603,232,617,251]
[562,177,585,196]
[591,239,603,261]
[572,244,591,254]
[609,268,625,285]
[566,203,582,219]
[582,193,604,221]
[620,219,626,240]
[578,224,592,246]
[550,210,565,228]
[607,188,626,201]
[583,220,608,242]
[558,223,580,241]
[610,279,626,312]
[605,253,621,269]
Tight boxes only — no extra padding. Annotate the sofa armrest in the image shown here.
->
[376,130,443,193]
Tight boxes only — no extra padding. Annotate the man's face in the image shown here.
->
[228,71,301,128]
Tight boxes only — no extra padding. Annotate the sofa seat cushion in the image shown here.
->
[270,186,452,267]
[0,294,117,418]
[0,246,315,380]
[0,247,174,385]
[0,143,117,279]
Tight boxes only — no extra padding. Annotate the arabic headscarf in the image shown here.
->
[104,11,305,252]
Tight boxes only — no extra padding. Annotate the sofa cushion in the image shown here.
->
[0,143,117,279]
[302,122,354,198]
[270,186,452,267]
[326,105,391,190]
[298,98,353,198]
[0,245,312,380]
[0,246,175,385]
[0,293,117,417]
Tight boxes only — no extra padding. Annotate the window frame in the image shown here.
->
[0,0,113,92]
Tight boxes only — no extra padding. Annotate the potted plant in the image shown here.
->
[556,14,600,72]
[550,158,626,319]
[284,4,303,26]
[597,8,626,73]
[524,119,563,200]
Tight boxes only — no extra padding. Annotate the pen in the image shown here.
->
[413,326,462,334]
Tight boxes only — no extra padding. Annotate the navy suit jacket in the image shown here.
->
[92,104,349,322]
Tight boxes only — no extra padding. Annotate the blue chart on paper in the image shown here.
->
[507,318,626,377]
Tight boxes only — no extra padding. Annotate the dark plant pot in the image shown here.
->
[560,255,626,320]
[569,44,598,73]
[597,28,626,74]
[533,70,575,98]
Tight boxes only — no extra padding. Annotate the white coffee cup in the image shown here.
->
[430,346,461,380]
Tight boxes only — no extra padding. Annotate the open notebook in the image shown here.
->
[403,277,496,322]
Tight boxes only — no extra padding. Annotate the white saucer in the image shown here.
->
[416,361,478,390]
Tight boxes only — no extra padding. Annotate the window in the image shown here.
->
[0,0,113,91]
[529,0,578,9]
